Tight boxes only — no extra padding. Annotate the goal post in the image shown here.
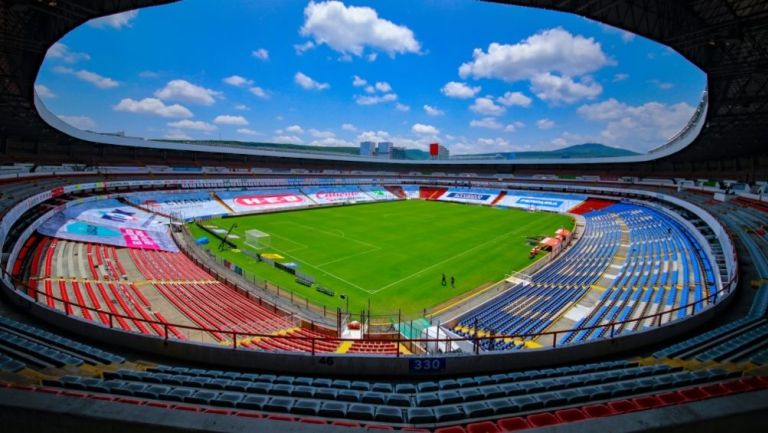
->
[245,229,271,250]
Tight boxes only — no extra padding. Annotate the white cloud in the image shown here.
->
[114,98,193,118]
[286,125,305,134]
[497,91,532,107]
[46,43,90,63]
[505,121,525,132]
[295,72,330,90]
[223,75,253,87]
[155,79,220,105]
[294,41,316,54]
[252,48,269,60]
[395,103,411,112]
[441,81,480,99]
[650,79,673,90]
[412,123,439,135]
[59,115,96,130]
[423,105,444,116]
[300,1,421,58]
[164,130,192,140]
[214,115,249,126]
[272,135,304,144]
[249,86,269,98]
[35,84,56,99]
[459,28,610,82]
[577,98,696,152]
[352,75,367,87]
[601,23,636,43]
[88,10,138,29]
[139,70,159,79]
[234,104,249,111]
[53,67,119,89]
[447,137,526,155]
[355,93,397,105]
[167,120,217,132]
[309,129,335,139]
[310,137,355,147]
[375,81,392,92]
[613,73,629,82]
[470,96,505,116]
[530,73,602,103]
[237,128,261,136]
[364,85,376,94]
[470,117,503,130]
[537,118,555,129]
[341,123,357,131]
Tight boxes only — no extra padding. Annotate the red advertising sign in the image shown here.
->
[234,193,304,207]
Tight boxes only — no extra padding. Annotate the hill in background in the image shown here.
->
[156,140,640,160]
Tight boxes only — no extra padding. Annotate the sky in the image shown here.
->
[35,0,707,155]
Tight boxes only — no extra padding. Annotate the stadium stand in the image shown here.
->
[0,0,767,431]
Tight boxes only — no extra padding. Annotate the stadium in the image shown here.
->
[0,0,767,432]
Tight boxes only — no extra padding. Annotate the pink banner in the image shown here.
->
[120,228,161,250]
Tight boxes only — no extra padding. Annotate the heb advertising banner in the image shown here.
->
[120,228,161,250]
[234,193,305,207]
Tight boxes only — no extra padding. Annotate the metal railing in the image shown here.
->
[2,265,737,357]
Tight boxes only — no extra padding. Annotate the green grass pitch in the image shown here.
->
[188,200,573,318]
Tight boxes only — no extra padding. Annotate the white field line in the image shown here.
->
[262,236,375,294]
[316,246,382,268]
[369,218,544,294]
[280,221,380,250]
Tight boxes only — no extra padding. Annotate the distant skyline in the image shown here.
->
[36,0,706,155]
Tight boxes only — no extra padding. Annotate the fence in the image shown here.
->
[2,264,737,358]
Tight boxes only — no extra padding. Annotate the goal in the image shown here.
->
[245,229,271,250]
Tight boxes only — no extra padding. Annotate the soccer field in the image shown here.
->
[188,200,573,318]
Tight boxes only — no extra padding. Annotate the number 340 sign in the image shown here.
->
[409,358,446,373]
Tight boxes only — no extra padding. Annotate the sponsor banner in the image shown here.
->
[516,197,563,208]
[497,193,586,213]
[446,192,491,201]
[120,228,161,250]
[234,193,305,207]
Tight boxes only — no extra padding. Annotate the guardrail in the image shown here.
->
[4,264,737,357]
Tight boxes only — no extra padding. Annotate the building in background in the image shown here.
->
[359,141,376,157]
[376,142,393,159]
[429,143,450,160]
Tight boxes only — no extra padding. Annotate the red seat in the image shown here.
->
[633,396,664,410]
[205,409,232,415]
[608,399,640,414]
[700,383,731,397]
[299,418,327,425]
[174,405,202,412]
[332,421,361,428]
[467,421,500,433]
[497,417,530,432]
[401,429,430,432]
[679,387,708,401]
[366,425,395,431]
[555,408,588,422]
[435,427,466,433]
[581,404,615,418]
[740,376,768,390]
[720,380,748,393]
[527,412,560,428]
[266,415,295,422]
[657,391,686,405]
[234,411,263,419]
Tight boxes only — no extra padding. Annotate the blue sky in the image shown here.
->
[35,0,706,155]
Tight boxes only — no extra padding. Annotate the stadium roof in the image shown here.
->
[0,0,766,175]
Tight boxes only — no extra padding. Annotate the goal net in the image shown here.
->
[245,229,271,250]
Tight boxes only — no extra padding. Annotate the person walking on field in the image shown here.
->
[451,276,455,288]
[441,273,447,286]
